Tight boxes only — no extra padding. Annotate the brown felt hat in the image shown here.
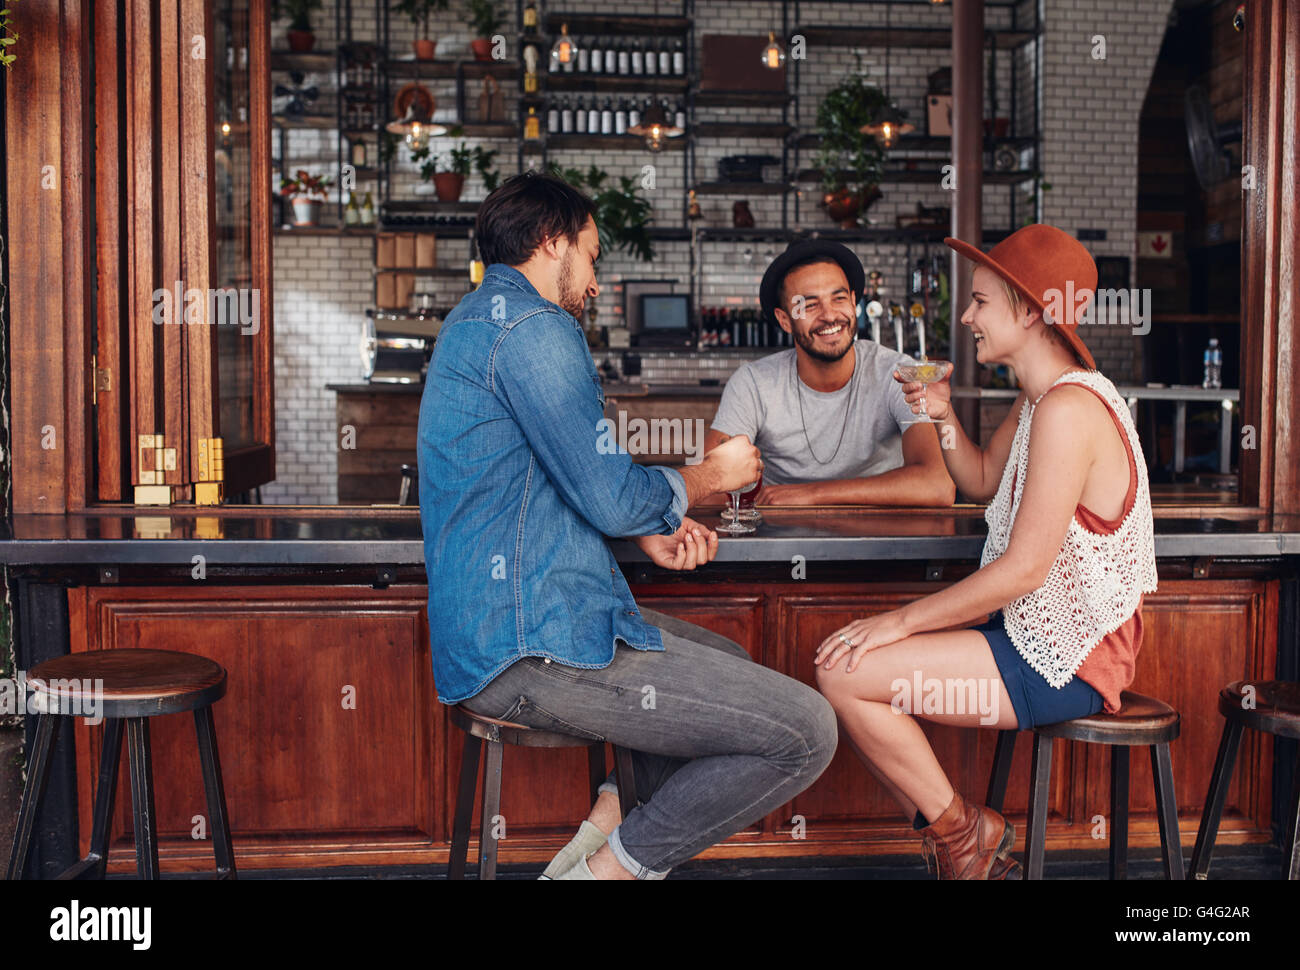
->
[945,224,1097,370]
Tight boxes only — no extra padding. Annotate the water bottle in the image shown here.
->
[1203,337,1222,389]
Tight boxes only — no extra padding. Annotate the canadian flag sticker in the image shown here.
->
[1138,231,1173,259]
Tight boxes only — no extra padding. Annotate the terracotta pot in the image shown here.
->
[470,37,494,61]
[414,38,437,60]
[287,30,315,52]
[290,196,322,226]
[822,185,883,229]
[433,172,465,202]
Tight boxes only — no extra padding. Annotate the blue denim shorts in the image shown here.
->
[973,612,1104,731]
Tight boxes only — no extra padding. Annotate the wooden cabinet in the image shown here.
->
[66,576,1277,872]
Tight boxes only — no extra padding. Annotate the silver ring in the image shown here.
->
[838,633,853,646]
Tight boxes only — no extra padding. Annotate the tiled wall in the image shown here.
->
[266,0,1172,504]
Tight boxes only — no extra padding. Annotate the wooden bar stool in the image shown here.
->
[6,649,236,880]
[1190,680,1300,880]
[448,705,638,880]
[985,690,1184,880]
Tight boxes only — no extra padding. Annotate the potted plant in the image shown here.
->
[472,145,501,193]
[547,164,654,262]
[814,74,892,228]
[272,0,324,53]
[393,0,450,60]
[279,169,334,226]
[465,0,505,61]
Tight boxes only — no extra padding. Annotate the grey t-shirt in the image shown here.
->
[710,340,917,485]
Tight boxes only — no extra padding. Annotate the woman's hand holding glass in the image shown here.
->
[893,360,954,422]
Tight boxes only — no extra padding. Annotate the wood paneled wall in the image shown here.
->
[66,578,1276,872]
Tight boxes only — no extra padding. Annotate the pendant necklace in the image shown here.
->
[793,349,857,466]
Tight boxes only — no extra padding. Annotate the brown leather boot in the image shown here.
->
[919,791,1016,880]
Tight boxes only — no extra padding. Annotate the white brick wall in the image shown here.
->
[265,0,1171,502]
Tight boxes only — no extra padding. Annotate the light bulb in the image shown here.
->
[761,31,785,69]
[406,121,429,151]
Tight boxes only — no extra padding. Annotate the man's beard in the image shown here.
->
[555,251,586,318]
[791,313,856,363]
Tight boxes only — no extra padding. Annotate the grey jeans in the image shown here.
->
[460,607,839,878]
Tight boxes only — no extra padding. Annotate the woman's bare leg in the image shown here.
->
[815,630,1019,823]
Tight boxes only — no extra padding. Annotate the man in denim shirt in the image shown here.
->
[419,172,837,880]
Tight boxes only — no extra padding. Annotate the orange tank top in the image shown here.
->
[1012,382,1142,714]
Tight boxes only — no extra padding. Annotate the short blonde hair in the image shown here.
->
[997,273,1077,359]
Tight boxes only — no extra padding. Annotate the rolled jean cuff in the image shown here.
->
[607,825,670,880]
[597,779,619,797]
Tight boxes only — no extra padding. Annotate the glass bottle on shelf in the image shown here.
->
[587,98,600,134]
[628,98,641,129]
[547,100,560,132]
[523,0,538,35]
[674,98,686,131]
[673,38,685,74]
[560,97,574,133]
[657,39,670,75]
[631,42,643,74]
[345,192,361,227]
[644,38,657,75]
[605,37,618,76]
[523,43,540,93]
[617,42,629,75]
[524,106,541,140]
[614,98,628,134]
[591,36,604,73]
[600,98,613,134]
[359,191,375,226]
[576,39,589,73]
[350,138,366,168]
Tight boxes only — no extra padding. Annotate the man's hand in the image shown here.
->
[752,482,815,505]
[630,517,719,570]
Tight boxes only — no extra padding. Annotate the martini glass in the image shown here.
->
[896,357,950,423]
[717,480,757,534]
[721,467,763,524]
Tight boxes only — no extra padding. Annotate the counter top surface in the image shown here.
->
[1,510,1298,566]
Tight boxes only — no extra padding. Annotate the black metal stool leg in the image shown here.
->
[478,739,503,880]
[1109,745,1130,880]
[985,730,1017,813]
[586,744,606,805]
[83,718,125,879]
[1190,718,1243,879]
[194,706,237,879]
[1286,745,1300,881]
[1025,733,1052,880]
[125,717,160,880]
[5,713,60,880]
[448,732,482,880]
[612,746,638,822]
[1150,743,1184,880]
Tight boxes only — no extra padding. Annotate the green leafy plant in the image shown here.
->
[472,146,500,191]
[278,169,334,198]
[408,131,498,192]
[271,0,323,32]
[392,0,450,38]
[1020,174,1052,226]
[0,0,22,68]
[465,0,505,38]
[814,74,892,199]
[547,163,654,262]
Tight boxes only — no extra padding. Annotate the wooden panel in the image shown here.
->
[69,586,440,872]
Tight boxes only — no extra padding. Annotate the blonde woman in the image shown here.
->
[813,224,1157,879]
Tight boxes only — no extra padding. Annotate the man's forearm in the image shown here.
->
[779,464,955,506]
[677,460,727,508]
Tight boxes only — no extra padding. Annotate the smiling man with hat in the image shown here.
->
[702,239,956,506]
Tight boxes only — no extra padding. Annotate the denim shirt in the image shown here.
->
[418,263,688,703]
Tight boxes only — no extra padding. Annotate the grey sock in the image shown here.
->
[539,820,607,880]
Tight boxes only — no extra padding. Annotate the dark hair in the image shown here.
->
[779,256,853,309]
[475,171,597,267]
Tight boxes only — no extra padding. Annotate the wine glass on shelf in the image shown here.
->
[895,357,951,423]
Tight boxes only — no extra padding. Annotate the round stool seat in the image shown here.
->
[27,649,226,720]
[1035,691,1179,745]
[451,704,599,748]
[1219,680,1300,741]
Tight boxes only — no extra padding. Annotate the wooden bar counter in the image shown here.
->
[2,508,1297,876]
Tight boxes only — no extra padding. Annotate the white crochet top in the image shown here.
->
[980,369,1158,688]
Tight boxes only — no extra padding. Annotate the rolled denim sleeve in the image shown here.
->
[494,309,680,537]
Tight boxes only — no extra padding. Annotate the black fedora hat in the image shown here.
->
[759,239,866,325]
